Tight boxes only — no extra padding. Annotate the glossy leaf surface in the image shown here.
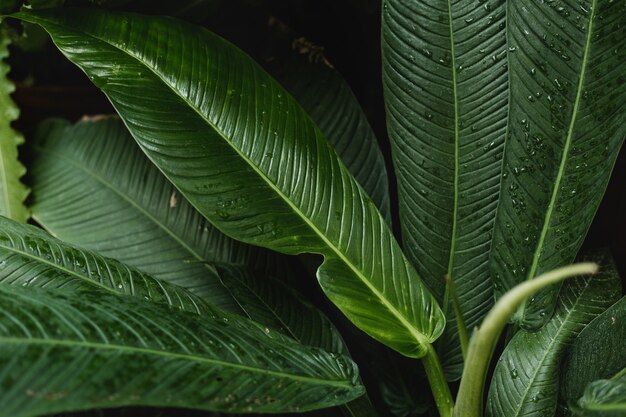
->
[274,57,392,224]
[15,8,444,357]
[381,0,507,378]
[572,376,626,417]
[490,0,626,329]
[0,27,29,222]
[561,295,626,411]
[486,252,621,417]
[0,284,363,417]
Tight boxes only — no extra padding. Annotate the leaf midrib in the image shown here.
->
[524,1,597,289]
[32,16,433,348]
[0,337,352,387]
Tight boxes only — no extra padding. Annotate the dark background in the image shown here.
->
[5,0,626,416]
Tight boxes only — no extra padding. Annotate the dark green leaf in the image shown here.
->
[14,8,444,357]
[0,27,29,222]
[490,0,626,329]
[0,284,363,416]
[274,57,392,224]
[573,376,626,417]
[30,117,275,309]
[486,251,621,417]
[381,0,507,378]
[561,295,626,411]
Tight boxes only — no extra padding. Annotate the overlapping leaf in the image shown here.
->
[274,57,392,224]
[30,117,350,356]
[0,26,29,223]
[14,8,445,357]
[0,284,363,417]
[381,0,508,378]
[490,0,626,329]
[560,295,626,413]
[573,376,626,417]
[485,251,621,417]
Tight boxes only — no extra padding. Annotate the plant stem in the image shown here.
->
[445,275,469,359]
[454,262,598,417]
[422,344,453,417]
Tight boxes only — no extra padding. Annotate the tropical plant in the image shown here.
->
[0,1,624,417]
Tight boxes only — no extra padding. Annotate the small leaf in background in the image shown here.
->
[0,25,29,223]
[489,0,626,329]
[486,251,622,417]
[560,295,626,413]
[0,284,364,417]
[572,377,626,417]
[14,8,445,358]
[381,0,508,379]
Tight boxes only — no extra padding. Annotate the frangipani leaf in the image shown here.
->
[486,251,621,417]
[381,0,507,378]
[0,284,363,416]
[490,0,626,329]
[14,8,444,357]
[0,26,29,223]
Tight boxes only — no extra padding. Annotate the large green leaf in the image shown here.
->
[489,0,626,329]
[485,252,621,417]
[572,376,626,417]
[560,295,626,412]
[14,8,445,358]
[0,26,29,223]
[381,0,508,378]
[273,57,392,225]
[0,283,363,416]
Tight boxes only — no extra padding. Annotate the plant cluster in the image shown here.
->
[0,1,624,417]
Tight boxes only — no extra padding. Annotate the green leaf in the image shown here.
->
[14,8,445,357]
[573,376,626,417]
[0,283,364,416]
[30,117,348,354]
[560,295,626,411]
[31,117,274,309]
[0,27,29,223]
[381,0,508,378]
[490,0,626,329]
[274,57,392,225]
[485,252,622,417]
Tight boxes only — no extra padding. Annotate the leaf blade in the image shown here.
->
[0,284,363,416]
[15,8,444,357]
[490,0,626,329]
[381,0,508,378]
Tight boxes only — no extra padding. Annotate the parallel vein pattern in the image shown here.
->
[16,9,444,357]
[382,0,508,377]
[490,0,626,329]
[486,251,621,417]
[0,284,363,417]
[275,58,392,224]
[30,118,349,353]
[0,27,29,222]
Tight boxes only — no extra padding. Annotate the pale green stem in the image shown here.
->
[445,274,469,360]
[454,262,598,417]
[422,344,454,417]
